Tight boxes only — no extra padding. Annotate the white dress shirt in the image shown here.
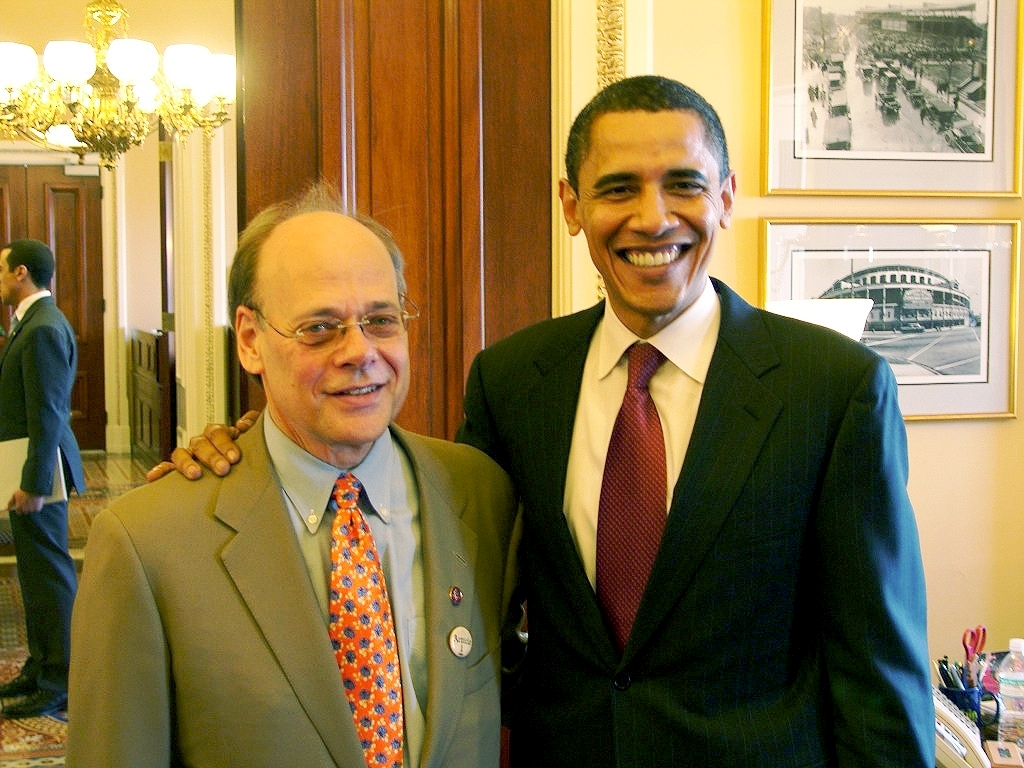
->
[563,277,721,588]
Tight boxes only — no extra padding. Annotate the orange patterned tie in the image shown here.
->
[328,472,404,767]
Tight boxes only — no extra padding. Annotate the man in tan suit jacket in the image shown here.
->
[66,185,517,767]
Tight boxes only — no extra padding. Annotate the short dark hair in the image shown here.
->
[228,181,407,322]
[2,239,55,288]
[563,75,731,191]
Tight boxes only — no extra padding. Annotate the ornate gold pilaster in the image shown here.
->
[201,132,216,423]
[597,0,625,88]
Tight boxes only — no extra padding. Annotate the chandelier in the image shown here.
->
[0,0,235,169]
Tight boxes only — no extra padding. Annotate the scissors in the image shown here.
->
[962,625,986,686]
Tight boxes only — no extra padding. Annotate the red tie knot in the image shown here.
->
[627,343,665,391]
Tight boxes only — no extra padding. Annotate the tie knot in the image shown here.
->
[627,343,665,391]
[332,472,362,511]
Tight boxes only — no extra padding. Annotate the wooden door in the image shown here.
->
[235,0,552,440]
[0,165,106,450]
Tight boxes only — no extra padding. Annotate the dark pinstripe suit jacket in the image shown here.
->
[458,278,933,768]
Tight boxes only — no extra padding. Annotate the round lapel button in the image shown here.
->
[448,626,473,658]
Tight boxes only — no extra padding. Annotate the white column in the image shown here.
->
[171,127,234,444]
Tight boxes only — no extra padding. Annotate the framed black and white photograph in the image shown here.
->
[761,219,1019,419]
[762,0,1022,195]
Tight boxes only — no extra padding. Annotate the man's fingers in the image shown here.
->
[171,446,205,479]
[236,410,260,432]
[148,413,256,483]
[145,460,178,483]
[185,430,233,476]
[200,423,242,466]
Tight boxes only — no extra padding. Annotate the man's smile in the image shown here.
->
[619,244,687,267]
[333,382,383,397]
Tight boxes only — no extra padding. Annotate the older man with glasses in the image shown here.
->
[66,183,518,768]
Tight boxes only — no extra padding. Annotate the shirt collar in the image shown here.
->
[595,276,720,383]
[263,414,398,533]
[15,290,50,321]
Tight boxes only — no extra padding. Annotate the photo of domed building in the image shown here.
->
[817,263,978,333]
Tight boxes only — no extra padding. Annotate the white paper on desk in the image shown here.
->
[0,439,67,504]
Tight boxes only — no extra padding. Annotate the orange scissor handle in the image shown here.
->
[962,625,986,660]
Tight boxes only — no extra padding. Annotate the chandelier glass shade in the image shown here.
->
[0,0,236,169]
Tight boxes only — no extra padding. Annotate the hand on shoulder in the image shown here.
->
[146,410,259,482]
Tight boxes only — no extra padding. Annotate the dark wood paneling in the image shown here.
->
[129,329,174,468]
[234,0,324,418]
[481,1,552,348]
[34,174,106,450]
[0,166,28,332]
[235,0,552,440]
[235,0,322,219]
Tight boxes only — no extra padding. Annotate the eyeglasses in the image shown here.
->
[252,297,419,347]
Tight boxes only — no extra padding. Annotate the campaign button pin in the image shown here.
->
[448,626,473,658]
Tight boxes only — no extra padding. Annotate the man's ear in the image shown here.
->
[558,178,583,236]
[718,172,737,229]
[234,306,264,376]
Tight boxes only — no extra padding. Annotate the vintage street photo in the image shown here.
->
[795,0,993,159]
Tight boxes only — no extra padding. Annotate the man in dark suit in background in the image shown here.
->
[0,239,85,719]
[160,77,935,766]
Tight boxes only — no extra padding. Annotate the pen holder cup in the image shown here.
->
[939,685,1000,728]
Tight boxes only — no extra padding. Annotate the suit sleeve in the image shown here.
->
[816,358,934,767]
[67,509,174,767]
[19,323,74,495]
[456,352,505,466]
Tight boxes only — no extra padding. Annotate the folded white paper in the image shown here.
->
[0,438,67,505]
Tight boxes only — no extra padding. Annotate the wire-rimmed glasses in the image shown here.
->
[252,297,419,347]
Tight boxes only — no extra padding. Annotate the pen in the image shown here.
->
[939,656,965,689]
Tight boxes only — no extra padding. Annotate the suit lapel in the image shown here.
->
[626,281,784,657]
[215,422,364,764]
[393,428,478,767]
[519,306,623,663]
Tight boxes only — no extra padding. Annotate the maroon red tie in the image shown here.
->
[596,343,667,651]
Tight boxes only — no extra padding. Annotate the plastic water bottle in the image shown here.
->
[997,638,1024,747]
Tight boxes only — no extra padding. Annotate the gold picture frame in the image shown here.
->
[761,0,1022,196]
[761,218,1019,420]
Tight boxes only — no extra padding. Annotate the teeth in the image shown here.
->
[346,385,378,395]
[623,245,682,266]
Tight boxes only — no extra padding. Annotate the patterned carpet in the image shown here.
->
[0,586,65,766]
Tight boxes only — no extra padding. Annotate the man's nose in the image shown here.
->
[328,322,379,363]
[633,188,676,234]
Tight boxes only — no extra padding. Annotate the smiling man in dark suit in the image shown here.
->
[0,238,85,719]
[457,76,934,767]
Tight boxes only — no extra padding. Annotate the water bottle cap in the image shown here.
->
[1010,638,1024,652]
